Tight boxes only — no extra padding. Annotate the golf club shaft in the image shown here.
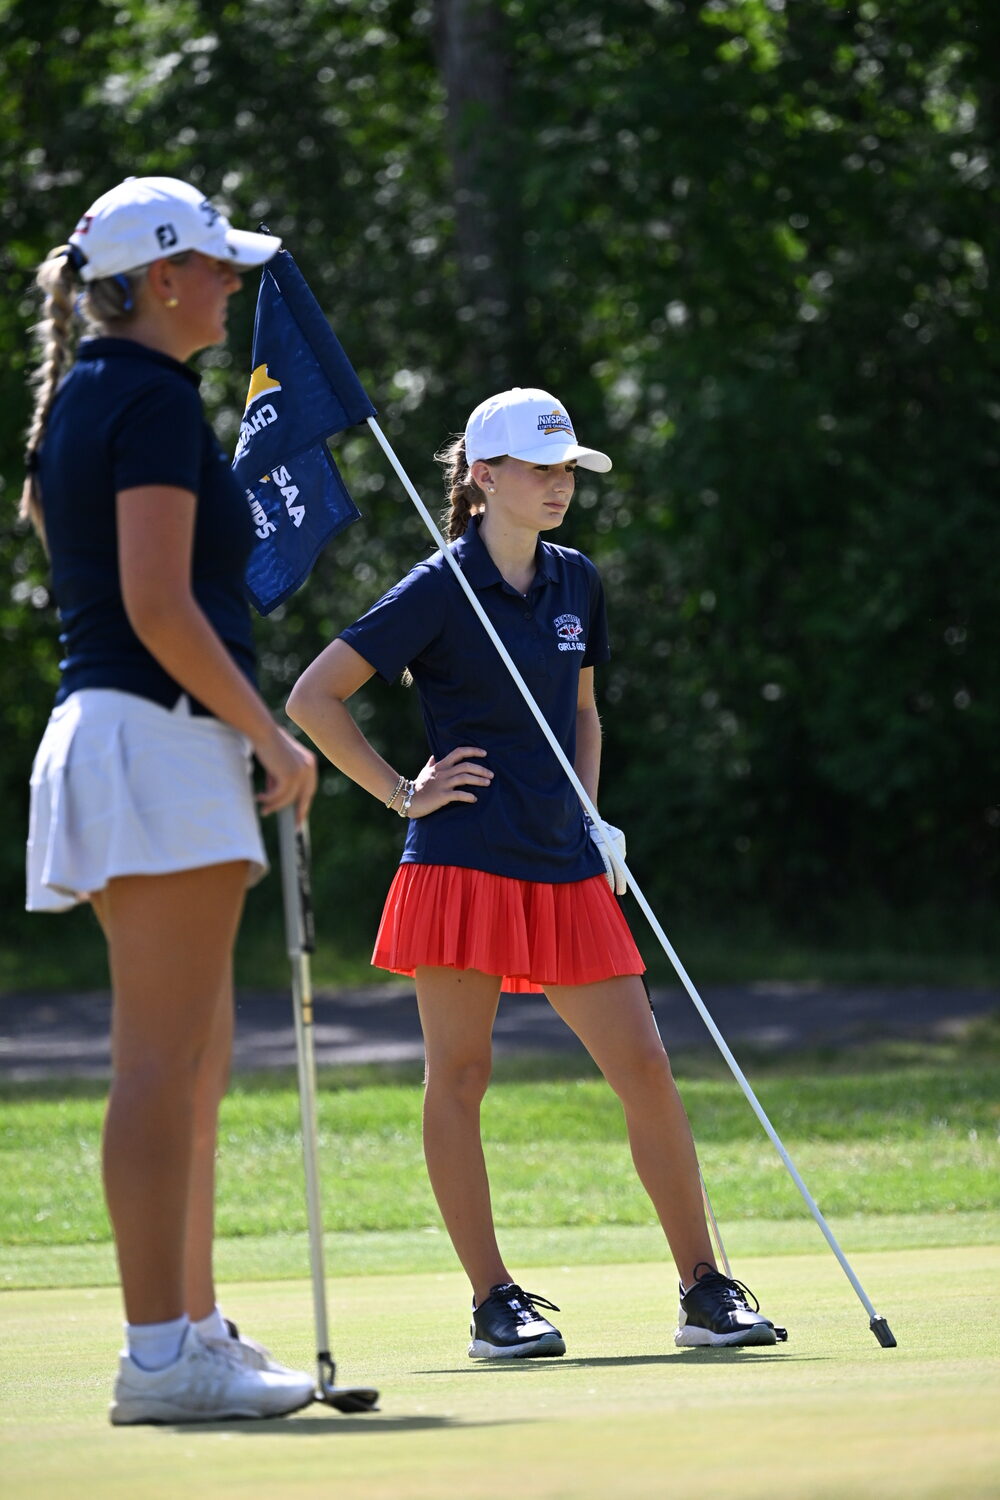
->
[278,808,331,1361]
[634,917,733,1280]
[700,1173,731,1279]
[370,415,893,1342]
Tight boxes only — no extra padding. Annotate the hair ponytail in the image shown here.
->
[435,434,504,541]
[20,247,149,546]
[19,248,81,544]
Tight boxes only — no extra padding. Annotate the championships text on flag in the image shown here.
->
[233,247,376,615]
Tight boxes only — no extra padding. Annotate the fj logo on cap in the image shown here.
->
[537,410,574,437]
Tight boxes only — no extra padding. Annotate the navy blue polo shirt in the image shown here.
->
[340,518,610,883]
[38,337,257,712]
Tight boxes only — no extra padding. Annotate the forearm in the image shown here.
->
[116,484,279,750]
[574,704,602,807]
[287,682,403,807]
[129,596,278,747]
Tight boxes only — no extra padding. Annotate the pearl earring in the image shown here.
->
[165,297,179,309]
[487,486,495,494]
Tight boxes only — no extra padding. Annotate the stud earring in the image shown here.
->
[487,486,495,494]
[165,297,179,309]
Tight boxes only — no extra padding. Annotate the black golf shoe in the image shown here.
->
[674,1262,787,1347]
[468,1283,566,1359]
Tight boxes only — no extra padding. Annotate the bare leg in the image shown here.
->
[182,973,234,1322]
[94,862,248,1326]
[415,966,509,1306]
[545,974,715,1287]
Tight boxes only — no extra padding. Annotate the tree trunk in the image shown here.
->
[432,0,524,387]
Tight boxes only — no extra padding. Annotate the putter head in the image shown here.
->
[317,1355,380,1413]
[869,1316,897,1349]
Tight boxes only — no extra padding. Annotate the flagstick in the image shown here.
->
[365,415,896,1348]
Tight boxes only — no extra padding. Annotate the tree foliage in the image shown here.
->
[1,0,997,950]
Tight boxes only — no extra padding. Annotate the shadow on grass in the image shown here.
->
[169,1413,520,1435]
[416,1350,818,1374]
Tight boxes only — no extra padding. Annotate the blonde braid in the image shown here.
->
[435,434,504,540]
[20,248,79,542]
[19,248,150,544]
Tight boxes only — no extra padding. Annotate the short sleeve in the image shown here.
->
[340,564,448,683]
[582,557,611,667]
[110,375,205,494]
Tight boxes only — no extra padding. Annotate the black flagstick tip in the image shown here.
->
[870,1316,897,1348]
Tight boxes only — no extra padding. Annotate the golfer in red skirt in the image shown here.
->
[288,387,783,1357]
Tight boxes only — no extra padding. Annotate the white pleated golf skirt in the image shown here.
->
[26,688,268,912]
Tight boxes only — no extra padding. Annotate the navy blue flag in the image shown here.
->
[233,247,377,614]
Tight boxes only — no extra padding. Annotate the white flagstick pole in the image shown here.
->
[366,416,896,1347]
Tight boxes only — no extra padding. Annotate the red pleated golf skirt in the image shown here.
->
[372,863,645,993]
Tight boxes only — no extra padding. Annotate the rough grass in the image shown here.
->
[2,1038,997,1254]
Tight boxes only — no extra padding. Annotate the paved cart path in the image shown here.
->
[1,981,996,1081]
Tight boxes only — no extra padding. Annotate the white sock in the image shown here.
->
[126,1315,190,1371]
[191,1305,229,1343]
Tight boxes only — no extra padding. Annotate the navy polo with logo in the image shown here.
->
[39,337,257,712]
[339,517,610,883]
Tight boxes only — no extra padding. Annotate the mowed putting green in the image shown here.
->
[3,1241,999,1500]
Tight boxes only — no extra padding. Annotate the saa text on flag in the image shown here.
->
[233,248,376,614]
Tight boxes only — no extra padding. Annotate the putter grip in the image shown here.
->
[295,822,316,955]
[278,807,316,957]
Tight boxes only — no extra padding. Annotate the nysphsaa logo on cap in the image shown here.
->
[537,410,574,437]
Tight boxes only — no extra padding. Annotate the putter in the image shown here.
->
[278,806,380,1412]
[624,904,738,1287]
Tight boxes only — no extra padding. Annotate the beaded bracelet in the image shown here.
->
[385,773,406,810]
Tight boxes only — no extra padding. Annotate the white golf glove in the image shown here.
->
[588,816,627,895]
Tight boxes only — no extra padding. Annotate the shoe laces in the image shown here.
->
[490,1283,561,1322]
[224,1318,273,1363]
[195,1332,247,1372]
[689,1262,760,1313]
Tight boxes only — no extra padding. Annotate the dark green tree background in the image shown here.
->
[1,0,996,968]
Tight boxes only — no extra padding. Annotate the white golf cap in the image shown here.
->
[465,387,612,472]
[68,176,281,282]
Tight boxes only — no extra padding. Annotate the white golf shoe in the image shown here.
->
[202,1317,306,1378]
[110,1326,315,1425]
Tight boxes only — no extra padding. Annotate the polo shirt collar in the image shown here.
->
[452,516,559,594]
[77,336,202,388]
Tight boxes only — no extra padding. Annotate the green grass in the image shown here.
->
[3,1246,999,1499]
[2,1036,997,1267]
[2,1031,998,1496]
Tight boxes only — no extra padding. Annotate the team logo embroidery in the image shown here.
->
[554,613,586,652]
[537,409,574,438]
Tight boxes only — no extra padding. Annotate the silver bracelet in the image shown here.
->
[398,779,416,818]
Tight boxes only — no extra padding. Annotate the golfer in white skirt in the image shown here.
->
[21,177,317,1424]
